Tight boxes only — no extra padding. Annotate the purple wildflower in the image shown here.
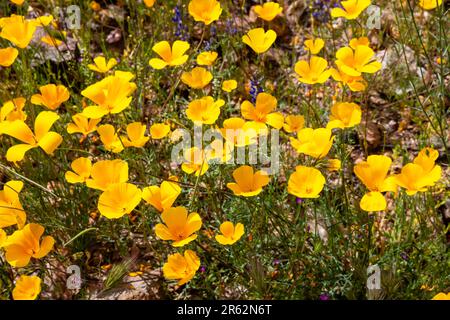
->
[319,293,330,300]
[226,19,238,35]
[249,78,263,103]
[172,6,189,41]
[308,0,334,23]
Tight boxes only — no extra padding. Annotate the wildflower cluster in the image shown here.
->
[0,0,448,300]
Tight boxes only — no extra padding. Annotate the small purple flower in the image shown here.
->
[200,265,206,273]
[319,293,330,300]
[172,6,189,41]
[296,197,303,204]
[203,40,211,51]
[249,79,263,103]
[273,259,280,266]
[210,26,217,37]
[400,252,409,261]
[226,19,237,35]
[308,0,333,23]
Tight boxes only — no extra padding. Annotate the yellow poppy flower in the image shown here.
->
[349,37,370,49]
[12,275,41,301]
[222,80,237,92]
[241,92,284,130]
[0,47,19,67]
[65,157,92,184]
[413,147,439,174]
[142,180,181,212]
[294,56,331,84]
[2,223,55,267]
[149,40,190,69]
[88,56,118,73]
[394,163,441,196]
[219,117,258,147]
[186,96,224,124]
[242,28,277,54]
[0,15,16,27]
[81,71,137,119]
[196,51,218,66]
[144,0,156,7]
[327,159,342,171]
[1,111,63,162]
[40,32,66,47]
[1,97,27,122]
[0,14,52,29]
[181,67,213,89]
[97,124,124,153]
[97,183,142,219]
[31,84,70,110]
[0,15,37,48]
[188,0,222,25]
[432,292,450,300]
[326,102,362,129]
[353,155,397,211]
[304,38,325,55]
[0,180,26,229]
[155,206,202,247]
[227,165,270,197]
[331,0,371,20]
[31,15,54,27]
[287,165,325,198]
[359,191,389,212]
[0,229,6,247]
[90,1,101,10]
[100,264,112,271]
[283,115,305,133]
[163,250,200,285]
[420,284,436,291]
[253,2,283,21]
[330,66,367,91]
[290,128,334,159]
[121,122,149,148]
[354,155,396,192]
[67,113,100,139]
[419,0,442,10]
[181,147,209,176]
[215,221,245,245]
[128,271,143,277]
[85,159,129,191]
[150,123,171,139]
[10,0,25,5]
[335,45,381,77]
